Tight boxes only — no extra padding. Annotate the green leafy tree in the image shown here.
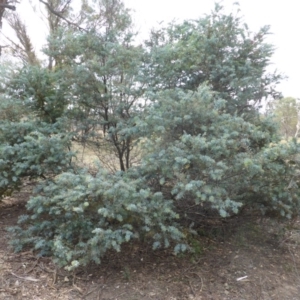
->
[9,85,300,270]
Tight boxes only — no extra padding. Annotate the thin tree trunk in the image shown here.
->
[294,100,300,138]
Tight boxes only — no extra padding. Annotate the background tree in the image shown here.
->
[293,99,300,138]
[40,0,75,69]
[6,64,70,123]
[271,97,298,139]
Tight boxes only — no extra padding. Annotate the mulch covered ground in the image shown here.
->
[1,185,300,300]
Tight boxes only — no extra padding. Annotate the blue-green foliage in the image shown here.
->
[9,168,183,270]
[0,120,74,198]
[0,63,73,199]
[8,86,300,270]
[144,3,282,115]
[4,1,300,271]
[136,86,300,218]
[7,66,68,124]
[41,1,144,171]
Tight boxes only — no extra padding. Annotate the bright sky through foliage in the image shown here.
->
[4,0,299,98]
[124,0,299,99]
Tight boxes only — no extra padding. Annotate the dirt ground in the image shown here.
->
[1,185,300,299]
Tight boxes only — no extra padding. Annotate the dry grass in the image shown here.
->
[71,142,101,168]
[71,141,143,172]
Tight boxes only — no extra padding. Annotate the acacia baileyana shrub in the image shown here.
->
[137,86,300,218]
[9,168,184,270]
[9,87,300,270]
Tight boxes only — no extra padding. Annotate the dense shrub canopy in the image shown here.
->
[10,168,183,269]
[143,3,282,115]
[137,87,300,219]
[1,1,300,270]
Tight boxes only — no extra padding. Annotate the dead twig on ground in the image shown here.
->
[288,244,300,279]
[25,258,40,274]
[10,271,40,282]
[184,272,203,297]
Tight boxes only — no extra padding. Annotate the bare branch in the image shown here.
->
[0,3,15,10]
[0,0,17,29]
[39,0,86,31]
[5,13,39,65]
